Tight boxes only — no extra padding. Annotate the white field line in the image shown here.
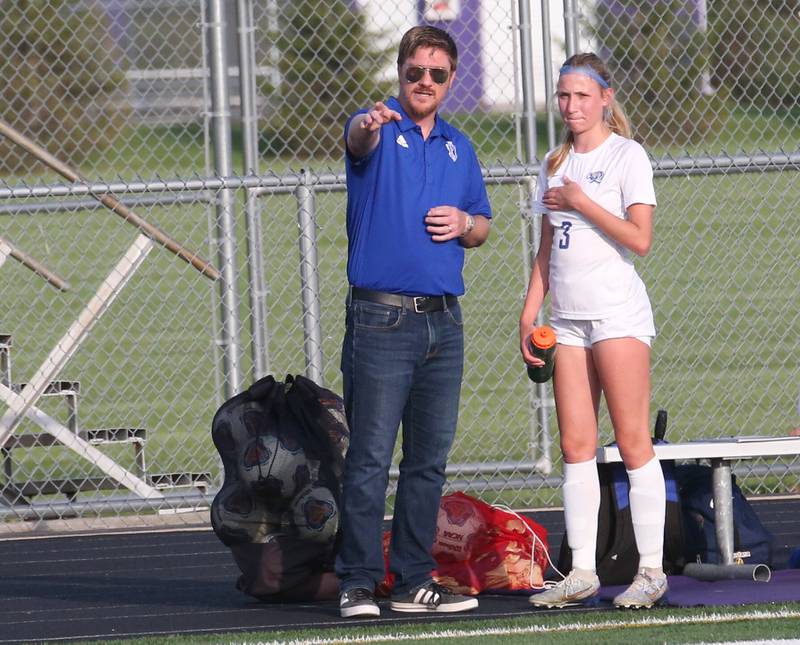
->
[697,641,800,645]
[257,608,800,645]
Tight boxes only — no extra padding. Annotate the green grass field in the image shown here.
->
[1,109,798,510]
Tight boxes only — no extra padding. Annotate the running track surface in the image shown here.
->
[1,499,798,643]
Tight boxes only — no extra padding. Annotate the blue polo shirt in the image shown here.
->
[344,97,491,296]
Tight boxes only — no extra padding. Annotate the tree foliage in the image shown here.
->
[708,0,800,110]
[589,0,729,148]
[0,0,128,175]
[262,0,393,159]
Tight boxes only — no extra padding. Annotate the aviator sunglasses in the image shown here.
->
[404,65,450,85]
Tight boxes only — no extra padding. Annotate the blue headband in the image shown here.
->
[559,65,610,89]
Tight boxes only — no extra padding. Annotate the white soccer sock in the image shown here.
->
[627,455,666,570]
[563,457,600,571]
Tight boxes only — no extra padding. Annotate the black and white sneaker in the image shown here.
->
[339,587,380,618]
[390,581,478,613]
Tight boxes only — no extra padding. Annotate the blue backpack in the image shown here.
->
[675,462,774,566]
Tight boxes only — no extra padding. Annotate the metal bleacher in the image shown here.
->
[0,332,209,506]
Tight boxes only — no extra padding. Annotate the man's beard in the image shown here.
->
[404,98,437,122]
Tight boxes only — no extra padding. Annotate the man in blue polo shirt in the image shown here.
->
[337,26,492,619]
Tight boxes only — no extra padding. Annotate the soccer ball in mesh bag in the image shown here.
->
[238,430,310,504]
[212,400,270,481]
[211,480,284,545]
[432,494,486,562]
[290,484,339,543]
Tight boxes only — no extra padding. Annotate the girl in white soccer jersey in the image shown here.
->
[520,53,667,609]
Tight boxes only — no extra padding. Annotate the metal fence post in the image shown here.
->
[540,0,557,148]
[295,170,324,386]
[517,0,537,160]
[563,0,579,57]
[518,0,553,474]
[207,0,242,397]
[236,0,270,381]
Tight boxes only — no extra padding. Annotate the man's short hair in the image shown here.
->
[397,26,458,72]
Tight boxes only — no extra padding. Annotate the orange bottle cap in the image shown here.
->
[530,325,557,350]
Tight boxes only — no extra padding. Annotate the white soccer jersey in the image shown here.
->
[533,133,657,319]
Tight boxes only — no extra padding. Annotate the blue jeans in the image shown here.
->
[335,295,464,594]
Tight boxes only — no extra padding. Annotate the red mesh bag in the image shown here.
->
[378,491,549,595]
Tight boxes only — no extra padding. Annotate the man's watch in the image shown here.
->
[461,214,475,237]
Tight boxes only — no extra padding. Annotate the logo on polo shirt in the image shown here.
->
[587,171,604,184]
[396,134,409,149]
[446,140,457,162]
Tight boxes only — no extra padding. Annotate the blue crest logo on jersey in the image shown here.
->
[446,140,458,162]
[587,171,604,184]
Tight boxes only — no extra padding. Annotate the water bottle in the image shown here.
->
[526,325,557,383]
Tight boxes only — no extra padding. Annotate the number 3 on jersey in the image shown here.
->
[558,221,572,249]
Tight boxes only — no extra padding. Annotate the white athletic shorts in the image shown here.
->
[550,299,656,348]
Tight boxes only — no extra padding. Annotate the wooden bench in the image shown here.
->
[596,436,800,581]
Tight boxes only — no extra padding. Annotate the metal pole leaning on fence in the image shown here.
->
[0,119,219,282]
[0,235,70,291]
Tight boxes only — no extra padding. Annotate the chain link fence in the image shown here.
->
[0,0,798,530]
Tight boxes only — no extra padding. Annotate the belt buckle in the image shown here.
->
[412,296,427,313]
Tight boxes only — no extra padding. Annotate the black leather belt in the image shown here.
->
[350,287,457,314]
